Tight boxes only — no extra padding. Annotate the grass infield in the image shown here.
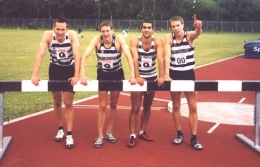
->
[0,28,259,119]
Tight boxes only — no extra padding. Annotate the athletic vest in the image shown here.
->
[49,32,74,66]
[96,35,122,72]
[170,31,195,71]
[137,36,157,79]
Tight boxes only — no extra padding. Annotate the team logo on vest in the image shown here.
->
[141,56,152,68]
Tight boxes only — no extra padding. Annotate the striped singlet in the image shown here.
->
[138,36,157,79]
[48,32,74,66]
[170,31,195,71]
[96,35,122,72]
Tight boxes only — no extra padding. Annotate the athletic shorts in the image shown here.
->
[142,76,157,94]
[49,63,75,93]
[97,68,125,80]
[169,69,195,80]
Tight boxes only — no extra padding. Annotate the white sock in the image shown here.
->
[130,134,136,138]
[139,131,144,135]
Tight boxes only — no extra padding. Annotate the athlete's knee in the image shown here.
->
[172,103,181,111]
[189,109,197,114]
[53,98,62,107]
[188,104,197,113]
[99,103,107,111]
[131,105,141,113]
[143,106,151,111]
[64,101,73,109]
[109,101,118,109]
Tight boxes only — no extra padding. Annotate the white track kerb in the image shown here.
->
[0,80,260,159]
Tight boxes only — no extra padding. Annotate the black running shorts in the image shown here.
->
[49,63,75,93]
[169,69,195,80]
[97,68,125,80]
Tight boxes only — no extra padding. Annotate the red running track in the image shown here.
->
[1,55,260,167]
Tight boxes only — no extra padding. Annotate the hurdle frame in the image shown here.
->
[0,92,12,160]
[0,80,259,160]
[235,91,260,155]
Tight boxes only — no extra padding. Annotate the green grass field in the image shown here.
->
[0,28,259,120]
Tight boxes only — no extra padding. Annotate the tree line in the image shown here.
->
[1,0,260,21]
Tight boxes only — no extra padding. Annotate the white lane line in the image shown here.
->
[195,55,242,69]
[207,123,221,133]
[4,95,99,125]
[238,97,246,104]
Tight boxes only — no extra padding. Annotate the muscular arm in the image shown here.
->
[130,37,144,85]
[154,37,164,78]
[154,37,165,86]
[117,35,136,82]
[69,30,80,85]
[188,14,202,45]
[164,33,173,80]
[129,37,140,78]
[80,36,99,85]
[31,31,50,86]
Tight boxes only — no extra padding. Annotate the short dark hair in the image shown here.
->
[99,20,114,31]
[169,16,184,25]
[140,20,153,29]
[53,17,69,28]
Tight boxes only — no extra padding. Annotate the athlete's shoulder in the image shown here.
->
[130,36,139,42]
[68,30,77,36]
[154,36,163,46]
[41,30,53,43]
[165,33,173,39]
[43,30,53,36]
[115,34,124,39]
[115,34,127,44]
[164,33,173,44]
[129,38,138,48]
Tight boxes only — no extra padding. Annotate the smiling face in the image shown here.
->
[141,22,153,39]
[53,22,68,42]
[99,20,114,43]
[100,25,113,42]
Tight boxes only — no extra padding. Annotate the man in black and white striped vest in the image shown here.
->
[127,20,165,148]
[164,15,203,150]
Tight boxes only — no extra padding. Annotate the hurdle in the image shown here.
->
[0,80,259,159]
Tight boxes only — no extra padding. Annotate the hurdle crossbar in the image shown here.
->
[1,80,260,92]
[0,80,259,159]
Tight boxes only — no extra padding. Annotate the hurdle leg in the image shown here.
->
[235,91,260,155]
[0,92,12,160]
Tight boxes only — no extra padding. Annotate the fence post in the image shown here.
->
[0,92,12,160]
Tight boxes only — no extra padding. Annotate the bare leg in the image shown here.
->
[129,92,143,135]
[52,92,63,128]
[97,91,108,137]
[63,92,75,132]
[140,91,155,131]
[170,92,182,131]
[106,91,120,133]
[184,91,198,135]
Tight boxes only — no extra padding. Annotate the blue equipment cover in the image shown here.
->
[243,41,260,58]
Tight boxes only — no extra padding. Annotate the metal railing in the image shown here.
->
[1,18,260,33]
